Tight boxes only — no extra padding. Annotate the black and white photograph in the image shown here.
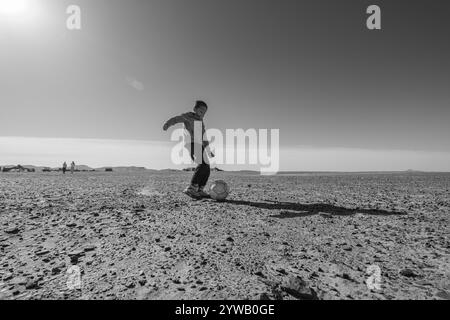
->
[0,0,449,307]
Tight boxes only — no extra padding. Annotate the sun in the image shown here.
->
[0,0,42,26]
[0,0,28,15]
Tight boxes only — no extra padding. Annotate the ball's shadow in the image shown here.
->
[223,199,407,218]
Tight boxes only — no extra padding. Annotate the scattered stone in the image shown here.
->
[51,266,62,275]
[12,289,22,296]
[35,250,50,256]
[136,287,153,300]
[259,292,271,300]
[164,247,171,252]
[318,212,332,218]
[68,250,84,257]
[276,268,287,275]
[254,271,266,278]
[138,279,147,286]
[399,268,419,278]
[5,226,19,234]
[25,279,39,290]
[341,273,353,281]
[68,250,84,264]
[2,273,13,281]
[436,290,450,300]
[108,269,117,275]
[281,276,319,300]
[10,276,28,286]
[83,244,96,252]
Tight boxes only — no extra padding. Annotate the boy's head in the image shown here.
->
[194,100,208,118]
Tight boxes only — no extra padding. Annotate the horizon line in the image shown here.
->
[1,164,449,174]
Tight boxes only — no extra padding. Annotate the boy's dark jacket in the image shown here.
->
[166,112,209,146]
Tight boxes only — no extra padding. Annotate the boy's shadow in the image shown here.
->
[223,199,406,218]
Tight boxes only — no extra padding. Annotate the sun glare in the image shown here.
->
[0,0,28,15]
[0,0,43,27]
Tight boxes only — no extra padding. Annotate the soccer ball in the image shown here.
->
[209,180,230,201]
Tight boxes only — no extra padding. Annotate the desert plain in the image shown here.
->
[0,171,449,300]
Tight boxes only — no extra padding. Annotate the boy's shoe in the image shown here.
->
[183,185,201,199]
[197,187,210,198]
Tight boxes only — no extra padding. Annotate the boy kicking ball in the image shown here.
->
[163,100,215,199]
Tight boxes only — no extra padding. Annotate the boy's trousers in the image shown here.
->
[186,142,210,188]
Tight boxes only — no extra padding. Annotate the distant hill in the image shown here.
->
[159,169,181,172]
[0,165,43,170]
[0,164,151,172]
[75,165,94,171]
[95,166,154,173]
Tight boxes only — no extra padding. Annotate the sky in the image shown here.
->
[1,0,449,171]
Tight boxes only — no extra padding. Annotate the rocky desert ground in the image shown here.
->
[0,171,449,300]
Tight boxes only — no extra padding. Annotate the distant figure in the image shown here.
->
[62,162,67,174]
[70,161,75,174]
[163,100,214,199]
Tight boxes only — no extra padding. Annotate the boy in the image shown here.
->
[163,100,214,199]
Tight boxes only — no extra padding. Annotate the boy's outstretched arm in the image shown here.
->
[163,114,185,131]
